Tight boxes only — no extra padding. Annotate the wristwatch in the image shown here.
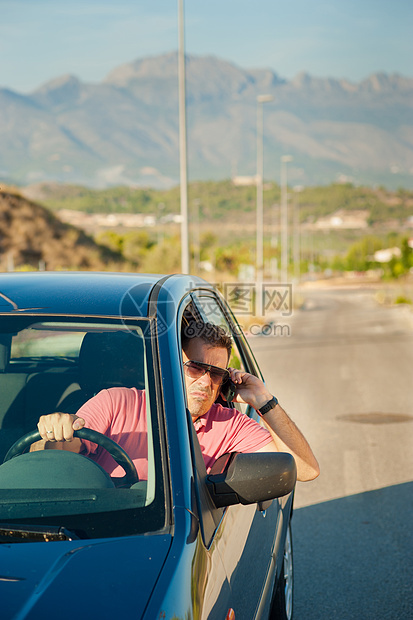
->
[258,395,279,415]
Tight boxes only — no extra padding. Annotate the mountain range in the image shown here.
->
[1,52,412,189]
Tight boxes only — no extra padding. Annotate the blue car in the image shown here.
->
[0,272,296,620]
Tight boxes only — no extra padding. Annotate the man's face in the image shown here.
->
[183,338,229,420]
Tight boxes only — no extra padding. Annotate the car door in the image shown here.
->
[181,291,282,619]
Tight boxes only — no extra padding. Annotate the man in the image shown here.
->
[181,322,319,481]
[33,323,319,482]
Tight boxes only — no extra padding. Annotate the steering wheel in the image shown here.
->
[3,428,139,487]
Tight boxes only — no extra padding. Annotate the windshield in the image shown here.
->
[0,316,166,541]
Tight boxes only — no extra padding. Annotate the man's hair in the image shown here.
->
[182,320,232,359]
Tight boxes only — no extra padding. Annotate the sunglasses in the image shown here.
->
[183,360,230,386]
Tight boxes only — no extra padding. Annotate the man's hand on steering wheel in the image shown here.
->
[7,426,139,487]
[30,412,86,454]
[37,412,86,443]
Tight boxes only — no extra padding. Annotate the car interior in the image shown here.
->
[0,323,146,463]
[0,318,165,540]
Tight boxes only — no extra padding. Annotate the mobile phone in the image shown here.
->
[220,377,237,403]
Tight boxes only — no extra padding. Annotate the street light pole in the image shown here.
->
[193,198,201,274]
[178,0,189,274]
[280,155,293,282]
[293,185,303,283]
[256,94,273,316]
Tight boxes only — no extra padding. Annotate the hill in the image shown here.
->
[22,180,413,229]
[1,54,412,190]
[0,189,127,271]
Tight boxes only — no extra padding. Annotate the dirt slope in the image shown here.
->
[0,189,127,271]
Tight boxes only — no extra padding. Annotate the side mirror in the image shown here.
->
[206,452,297,508]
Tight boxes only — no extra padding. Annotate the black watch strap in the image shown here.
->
[258,395,279,415]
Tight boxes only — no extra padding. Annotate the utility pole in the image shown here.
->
[256,94,273,316]
[178,0,189,273]
[280,155,293,282]
[293,186,303,282]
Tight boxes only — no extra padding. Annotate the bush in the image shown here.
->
[395,295,412,304]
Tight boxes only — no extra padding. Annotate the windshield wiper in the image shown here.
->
[0,524,79,543]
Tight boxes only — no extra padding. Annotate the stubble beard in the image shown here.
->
[188,388,215,419]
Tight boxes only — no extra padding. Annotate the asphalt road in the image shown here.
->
[249,286,413,619]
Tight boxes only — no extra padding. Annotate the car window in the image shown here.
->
[179,294,258,546]
[11,327,84,359]
[191,294,250,416]
[0,316,166,540]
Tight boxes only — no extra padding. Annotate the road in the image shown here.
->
[250,286,413,619]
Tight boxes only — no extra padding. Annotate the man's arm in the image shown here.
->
[228,368,320,482]
[255,403,320,482]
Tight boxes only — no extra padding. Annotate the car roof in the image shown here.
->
[0,272,214,318]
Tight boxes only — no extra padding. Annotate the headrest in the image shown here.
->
[78,331,145,397]
[0,334,12,372]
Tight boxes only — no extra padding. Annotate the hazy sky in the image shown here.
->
[1,0,412,93]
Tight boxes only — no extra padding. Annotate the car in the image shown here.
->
[0,271,296,620]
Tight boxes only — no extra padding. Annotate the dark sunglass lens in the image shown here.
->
[210,369,228,384]
[185,362,204,378]
[185,361,228,384]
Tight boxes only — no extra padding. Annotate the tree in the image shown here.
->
[400,237,413,271]
[345,236,383,271]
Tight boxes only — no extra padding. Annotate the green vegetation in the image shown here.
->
[395,295,412,304]
[42,185,169,215]
[294,184,412,226]
[20,180,413,282]
[338,234,413,278]
[41,180,413,228]
[41,180,261,220]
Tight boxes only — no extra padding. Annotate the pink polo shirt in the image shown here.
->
[77,388,273,478]
[194,402,273,472]
[77,387,148,480]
